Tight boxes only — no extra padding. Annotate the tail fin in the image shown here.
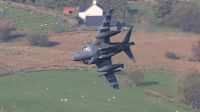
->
[124,48,136,62]
[122,26,133,43]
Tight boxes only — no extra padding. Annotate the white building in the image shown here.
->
[79,0,103,20]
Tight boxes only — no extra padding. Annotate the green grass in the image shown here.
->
[128,23,182,33]
[0,70,195,112]
[189,0,200,6]
[0,3,67,32]
[68,14,78,19]
[140,72,177,96]
[129,3,153,12]
[117,70,178,97]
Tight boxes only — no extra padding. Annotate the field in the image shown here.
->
[0,3,67,32]
[0,31,200,74]
[0,70,194,112]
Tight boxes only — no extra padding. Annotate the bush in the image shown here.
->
[153,0,174,19]
[165,52,179,59]
[26,32,49,47]
[0,25,12,42]
[192,39,200,61]
[179,69,200,109]
[128,70,144,87]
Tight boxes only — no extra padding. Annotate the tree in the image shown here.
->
[128,70,144,87]
[26,32,49,47]
[180,69,200,109]
[162,2,200,33]
[153,0,174,19]
[0,25,12,42]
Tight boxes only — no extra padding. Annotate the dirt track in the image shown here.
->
[0,31,200,74]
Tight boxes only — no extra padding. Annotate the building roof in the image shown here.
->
[63,7,75,15]
[96,3,104,10]
[85,16,117,26]
[79,5,91,12]
[79,3,104,12]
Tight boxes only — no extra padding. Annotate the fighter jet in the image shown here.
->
[71,8,136,90]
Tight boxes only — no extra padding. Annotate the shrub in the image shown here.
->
[165,52,179,59]
[188,57,198,62]
[0,25,12,42]
[179,69,200,109]
[128,70,144,87]
[26,32,49,47]
[192,39,200,61]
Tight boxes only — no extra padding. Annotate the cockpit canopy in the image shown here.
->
[82,46,91,52]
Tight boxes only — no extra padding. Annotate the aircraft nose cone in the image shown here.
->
[71,56,76,61]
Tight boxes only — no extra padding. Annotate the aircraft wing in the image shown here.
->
[93,8,114,44]
[96,58,119,90]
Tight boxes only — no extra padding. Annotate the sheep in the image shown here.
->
[64,99,68,101]
[82,95,84,98]
[112,97,116,99]
[52,23,54,24]
[5,7,7,9]
[9,9,11,10]
[61,99,64,101]
[21,21,24,23]
[41,25,44,27]
[46,88,49,90]
[45,24,47,26]
[55,23,58,24]
[94,82,97,84]
[108,99,111,101]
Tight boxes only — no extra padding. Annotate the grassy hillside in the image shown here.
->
[128,2,182,33]
[190,0,200,6]
[0,3,67,32]
[0,70,194,112]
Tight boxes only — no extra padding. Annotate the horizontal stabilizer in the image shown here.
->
[107,8,113,15]
[123,26,133,43]
[124,48,136,62]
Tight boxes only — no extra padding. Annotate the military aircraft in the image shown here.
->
[71,8,136,90]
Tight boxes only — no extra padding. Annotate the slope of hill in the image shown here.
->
[0,2,71,32]
[0,31,199,74]
[0,70,195,112]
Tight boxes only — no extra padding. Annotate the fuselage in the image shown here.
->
[71,41,135,64]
